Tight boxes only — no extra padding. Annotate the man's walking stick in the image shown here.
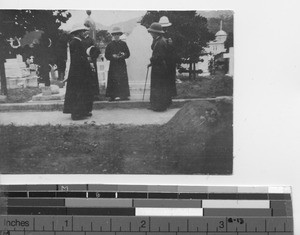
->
[143,67,149,101]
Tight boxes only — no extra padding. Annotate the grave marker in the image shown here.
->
[126,24,153,100]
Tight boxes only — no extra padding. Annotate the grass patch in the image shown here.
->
[0,100,232,175]
[3,74,232,103]
[175,74,233,99]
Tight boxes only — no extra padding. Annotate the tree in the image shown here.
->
[141,11,214,79]
[224,31,234,51]
[0,10,71,39]
[207,15,234,35]
[0,10,71,95]
[96,30,112,45]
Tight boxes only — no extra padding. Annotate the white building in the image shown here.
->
[207,20,228,55]
[196,21,228,76]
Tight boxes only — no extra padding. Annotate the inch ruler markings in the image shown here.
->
[0,185,294,234]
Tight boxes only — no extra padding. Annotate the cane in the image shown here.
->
[142,67,149,101]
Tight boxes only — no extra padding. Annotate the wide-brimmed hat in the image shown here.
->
[159,16,172,27]
[147,22,165,34]
[70,25,89,34]
[111,27,123,35]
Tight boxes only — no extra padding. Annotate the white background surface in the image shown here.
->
[1,0,300,233]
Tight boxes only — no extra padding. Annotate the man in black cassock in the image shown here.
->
[147,22,172,111]
[105,27,130,101]
[159,16,178,98]
[63,25,94,120]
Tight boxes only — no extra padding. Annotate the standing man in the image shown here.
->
[159,16,177,98]
[34,33,54,86]
[147,22,172,111]
[105,27,130,101]
[63,25,94,120]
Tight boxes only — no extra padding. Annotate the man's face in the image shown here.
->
[112,34,121,41]
[150,32,159,39]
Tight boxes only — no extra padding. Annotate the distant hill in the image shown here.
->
[109,16,142,35]
[94,11,233,35]
[95,22,108,31]
[197,10,233,19]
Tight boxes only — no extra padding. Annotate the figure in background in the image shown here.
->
[63,25,94,120]
[105,27,130,101]
[0,32,9,95]
[147,22,172,111]
[34,34,54,86]
[159,16,177,98]
[55,32,68,81]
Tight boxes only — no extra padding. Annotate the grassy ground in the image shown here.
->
[0,100,233,175]
[2,74,233,103]
[0,74,233,175]
[176,74,233,99]
[0,124,168,174]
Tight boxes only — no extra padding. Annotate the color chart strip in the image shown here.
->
[0,185,293,234]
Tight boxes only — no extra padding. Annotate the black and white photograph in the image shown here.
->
[1,0,300,233]
[0,9,234,174]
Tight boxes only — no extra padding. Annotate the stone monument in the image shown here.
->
[84,10,97,42]
[4,54,36,89]
[126,24,153,100]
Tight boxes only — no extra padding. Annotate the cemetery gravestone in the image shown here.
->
[223,47,234,77]
[4,55,34,89]
[126,24,153,100]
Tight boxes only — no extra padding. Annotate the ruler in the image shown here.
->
[0,185,294,235]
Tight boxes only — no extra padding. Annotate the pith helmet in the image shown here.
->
[70,24,89,34]
[159,16,172,27]
[147,22,164,34]
[111,27,123,35]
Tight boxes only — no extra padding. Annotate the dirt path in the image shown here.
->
[0,108,180,126]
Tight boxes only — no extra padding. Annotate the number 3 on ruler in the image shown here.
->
[219,221,225,229]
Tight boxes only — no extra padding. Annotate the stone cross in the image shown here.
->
[84,10,97,42]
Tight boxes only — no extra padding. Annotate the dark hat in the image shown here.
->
[147,22,164,34]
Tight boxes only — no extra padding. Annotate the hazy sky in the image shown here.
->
[60,10,146,30]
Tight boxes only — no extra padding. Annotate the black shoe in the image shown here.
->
[152,108,166,112]
[93,95,101,101]
[85,112,92,117]
[71,115,86,120]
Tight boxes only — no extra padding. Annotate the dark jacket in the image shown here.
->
[63,37,93,116]
[83,36,100,96]
[149,35,172,111]
[105,40,130,99]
